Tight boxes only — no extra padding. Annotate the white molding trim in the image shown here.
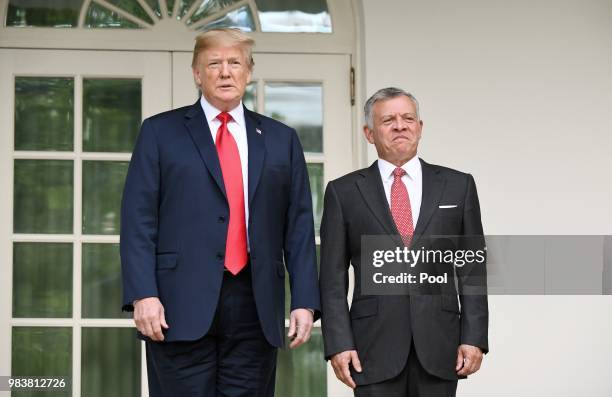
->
[10,318,134,327]
[183,0,202,22]
[158,0,168,18]
[171,0,181,19]
[13,152,131,161]
[304,153,325,163]
[248,0,261,32]
[189,0,250,31]
[12,234,119,243]
[137,0,160,23]
[352,0,368,169]
[79,0,94,27]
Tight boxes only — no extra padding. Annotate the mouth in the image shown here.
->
[218,84,234,90]
[393,136,409,141]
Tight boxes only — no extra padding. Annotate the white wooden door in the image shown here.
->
[0,48,171,397]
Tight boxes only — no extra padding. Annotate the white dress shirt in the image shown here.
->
[377,155,422,228]
[200,96,250,246]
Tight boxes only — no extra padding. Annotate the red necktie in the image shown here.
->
[390,167,414,247]
[216,112,247,275]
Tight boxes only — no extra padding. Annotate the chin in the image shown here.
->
[215,95,239,106]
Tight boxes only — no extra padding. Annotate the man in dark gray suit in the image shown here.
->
[320,87,488,396]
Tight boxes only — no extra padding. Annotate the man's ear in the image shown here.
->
[363,125,375,144]
[192,66,202,86]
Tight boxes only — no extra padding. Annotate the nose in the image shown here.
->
[392,115,407,130]
[220,61,230,77]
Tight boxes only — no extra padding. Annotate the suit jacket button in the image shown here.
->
[216,253,224,260]
[218,216,226,223]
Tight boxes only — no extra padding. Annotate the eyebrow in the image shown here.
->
[381,112,417,119]
[207,55,241,61]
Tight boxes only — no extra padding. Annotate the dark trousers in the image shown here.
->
[355,341,457,397]
[146,266,277,397]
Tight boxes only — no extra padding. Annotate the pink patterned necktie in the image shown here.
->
[216,112,247,275]
[390,167,414,246]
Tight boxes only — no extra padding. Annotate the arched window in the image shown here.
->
[6,0,332,33]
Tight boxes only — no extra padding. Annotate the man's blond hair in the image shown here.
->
[191,28,255,69]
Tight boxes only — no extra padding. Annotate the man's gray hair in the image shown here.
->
[364,87,420,129]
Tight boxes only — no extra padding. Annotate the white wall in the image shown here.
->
[361,0,612,395]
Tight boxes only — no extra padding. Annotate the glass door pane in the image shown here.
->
[82,161,129,235]
[14,77,74,151]
[82,243,129,319]
[12,327,73,397]
[82,78,141,153]
[81,327,141,396]
[13,242,73,318]
[264,83,323,153]
[13,159,74,234]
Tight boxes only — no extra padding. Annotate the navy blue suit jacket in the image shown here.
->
[120,101,321,347]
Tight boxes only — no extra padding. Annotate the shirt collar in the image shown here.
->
[377,155,421,181]
[199,95,245,127]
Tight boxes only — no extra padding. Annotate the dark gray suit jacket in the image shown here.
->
[319,159,488,385]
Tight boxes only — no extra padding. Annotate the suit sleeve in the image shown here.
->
[319,182,355,359]
[120,118,160,312]
[283,129,321,318]
[457,174,489,353]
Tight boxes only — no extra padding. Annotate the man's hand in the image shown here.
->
[456,344,483,376]
[287,308,314,348]
[133,297,169,342]
[331,350,362,389]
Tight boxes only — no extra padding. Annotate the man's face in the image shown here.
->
[193,45,252,111]
[363,96,423,165]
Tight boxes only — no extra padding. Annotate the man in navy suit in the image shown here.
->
[120,28,320,397]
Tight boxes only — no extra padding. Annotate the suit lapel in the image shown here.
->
[184,101,226,198]
[244,107,265,205]
[356,159,446,248]
[413,159,445,238]
[356,162,403,243]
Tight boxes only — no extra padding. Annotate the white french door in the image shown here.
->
[0,49,171,397]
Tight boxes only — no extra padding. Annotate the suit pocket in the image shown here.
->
[441,295,460,313]
[438,206,461,218]
[350,298,378,319]
[156,253,178,270]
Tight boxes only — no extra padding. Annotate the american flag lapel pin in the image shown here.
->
[256,128,262,135]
